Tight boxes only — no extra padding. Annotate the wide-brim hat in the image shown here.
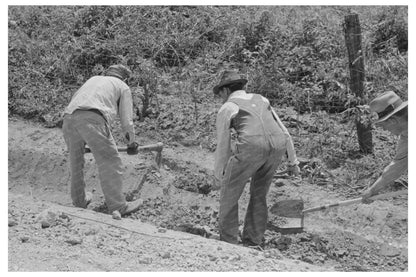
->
[369,91,408,123]
[213,70,247,95]
[106,64,132,80]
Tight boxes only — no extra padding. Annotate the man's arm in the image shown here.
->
[270,108,299,167]
[363,133,408,199]
[214,102,238,182]
[118,87,135,144]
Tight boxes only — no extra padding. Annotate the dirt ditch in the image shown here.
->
[8,119,408,271]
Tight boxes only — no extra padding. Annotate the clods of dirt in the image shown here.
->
[8,119,408,271]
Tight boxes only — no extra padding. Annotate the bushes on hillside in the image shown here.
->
[8,6,407,126]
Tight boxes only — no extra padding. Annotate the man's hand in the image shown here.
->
[287,164,300,176]
[361,188,375,204]
[127,142,139,155]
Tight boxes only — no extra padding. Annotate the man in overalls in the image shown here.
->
[213,70,300,245]
[62,64,142,216]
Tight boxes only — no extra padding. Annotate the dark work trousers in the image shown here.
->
[62,110,127,213]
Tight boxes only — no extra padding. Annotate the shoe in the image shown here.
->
[120,199,143,216]
[241,238,265,249]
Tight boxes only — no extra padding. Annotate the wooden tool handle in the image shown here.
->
[302,190,407,214]
[85,142,163,153]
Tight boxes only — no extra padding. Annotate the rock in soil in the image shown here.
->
[65,237,82,246]
[9,219,18,227]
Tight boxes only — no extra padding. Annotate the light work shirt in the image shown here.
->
[214,90,298,180]
[64,76,135,143]
[371,130,408,192]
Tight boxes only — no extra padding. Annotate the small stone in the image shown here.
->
[274,179,291,187]
[161,252,171,259]
[233,254,241,261]
[270,249,283,259]
[84,228,99,236]
[302,255,314,264]
[139,257,152,264]
[387,260,395,266]
[299,233,312,242]
[276,236,292,251]
[112,211,122,220]
[8,219,18,227]
[217,246,222,251]
[209,255,218,261]
[41,221,51,228]
[65,237,82,245]
[339,249,348,257]
[37,209,59,228]
[158,228,167,233]
[20,236,29,243]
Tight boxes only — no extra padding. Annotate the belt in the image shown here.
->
[73,108,104,119]
[87,109,104,117]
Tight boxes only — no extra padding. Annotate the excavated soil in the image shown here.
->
[8,117,408,271]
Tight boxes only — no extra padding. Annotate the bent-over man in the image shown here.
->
[213,70,300,245]
[362,91,408,203]
[62,64,142,215]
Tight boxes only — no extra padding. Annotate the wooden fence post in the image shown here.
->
[344,13,373,154]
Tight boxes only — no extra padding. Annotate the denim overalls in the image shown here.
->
[219,94,287,244]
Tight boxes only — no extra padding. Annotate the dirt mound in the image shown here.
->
[8,118,408,271]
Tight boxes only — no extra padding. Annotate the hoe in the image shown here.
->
[269,190,407,234]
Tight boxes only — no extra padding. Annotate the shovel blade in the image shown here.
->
[270,199,304,218]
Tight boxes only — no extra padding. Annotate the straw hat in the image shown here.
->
[369,91,408,123]
[213,70,247,95]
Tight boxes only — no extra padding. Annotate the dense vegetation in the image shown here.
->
[8,6,407,153]
[8,6,407,116]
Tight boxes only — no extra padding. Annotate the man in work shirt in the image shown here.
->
[213,70,300,245]
[62,64,142,216]
[361,91,408,203]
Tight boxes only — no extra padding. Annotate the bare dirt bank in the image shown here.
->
[8,118,407,271]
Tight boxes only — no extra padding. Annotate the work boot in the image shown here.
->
[119,199,143,216]
[74,192,93,208]
[241,237,265,249]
